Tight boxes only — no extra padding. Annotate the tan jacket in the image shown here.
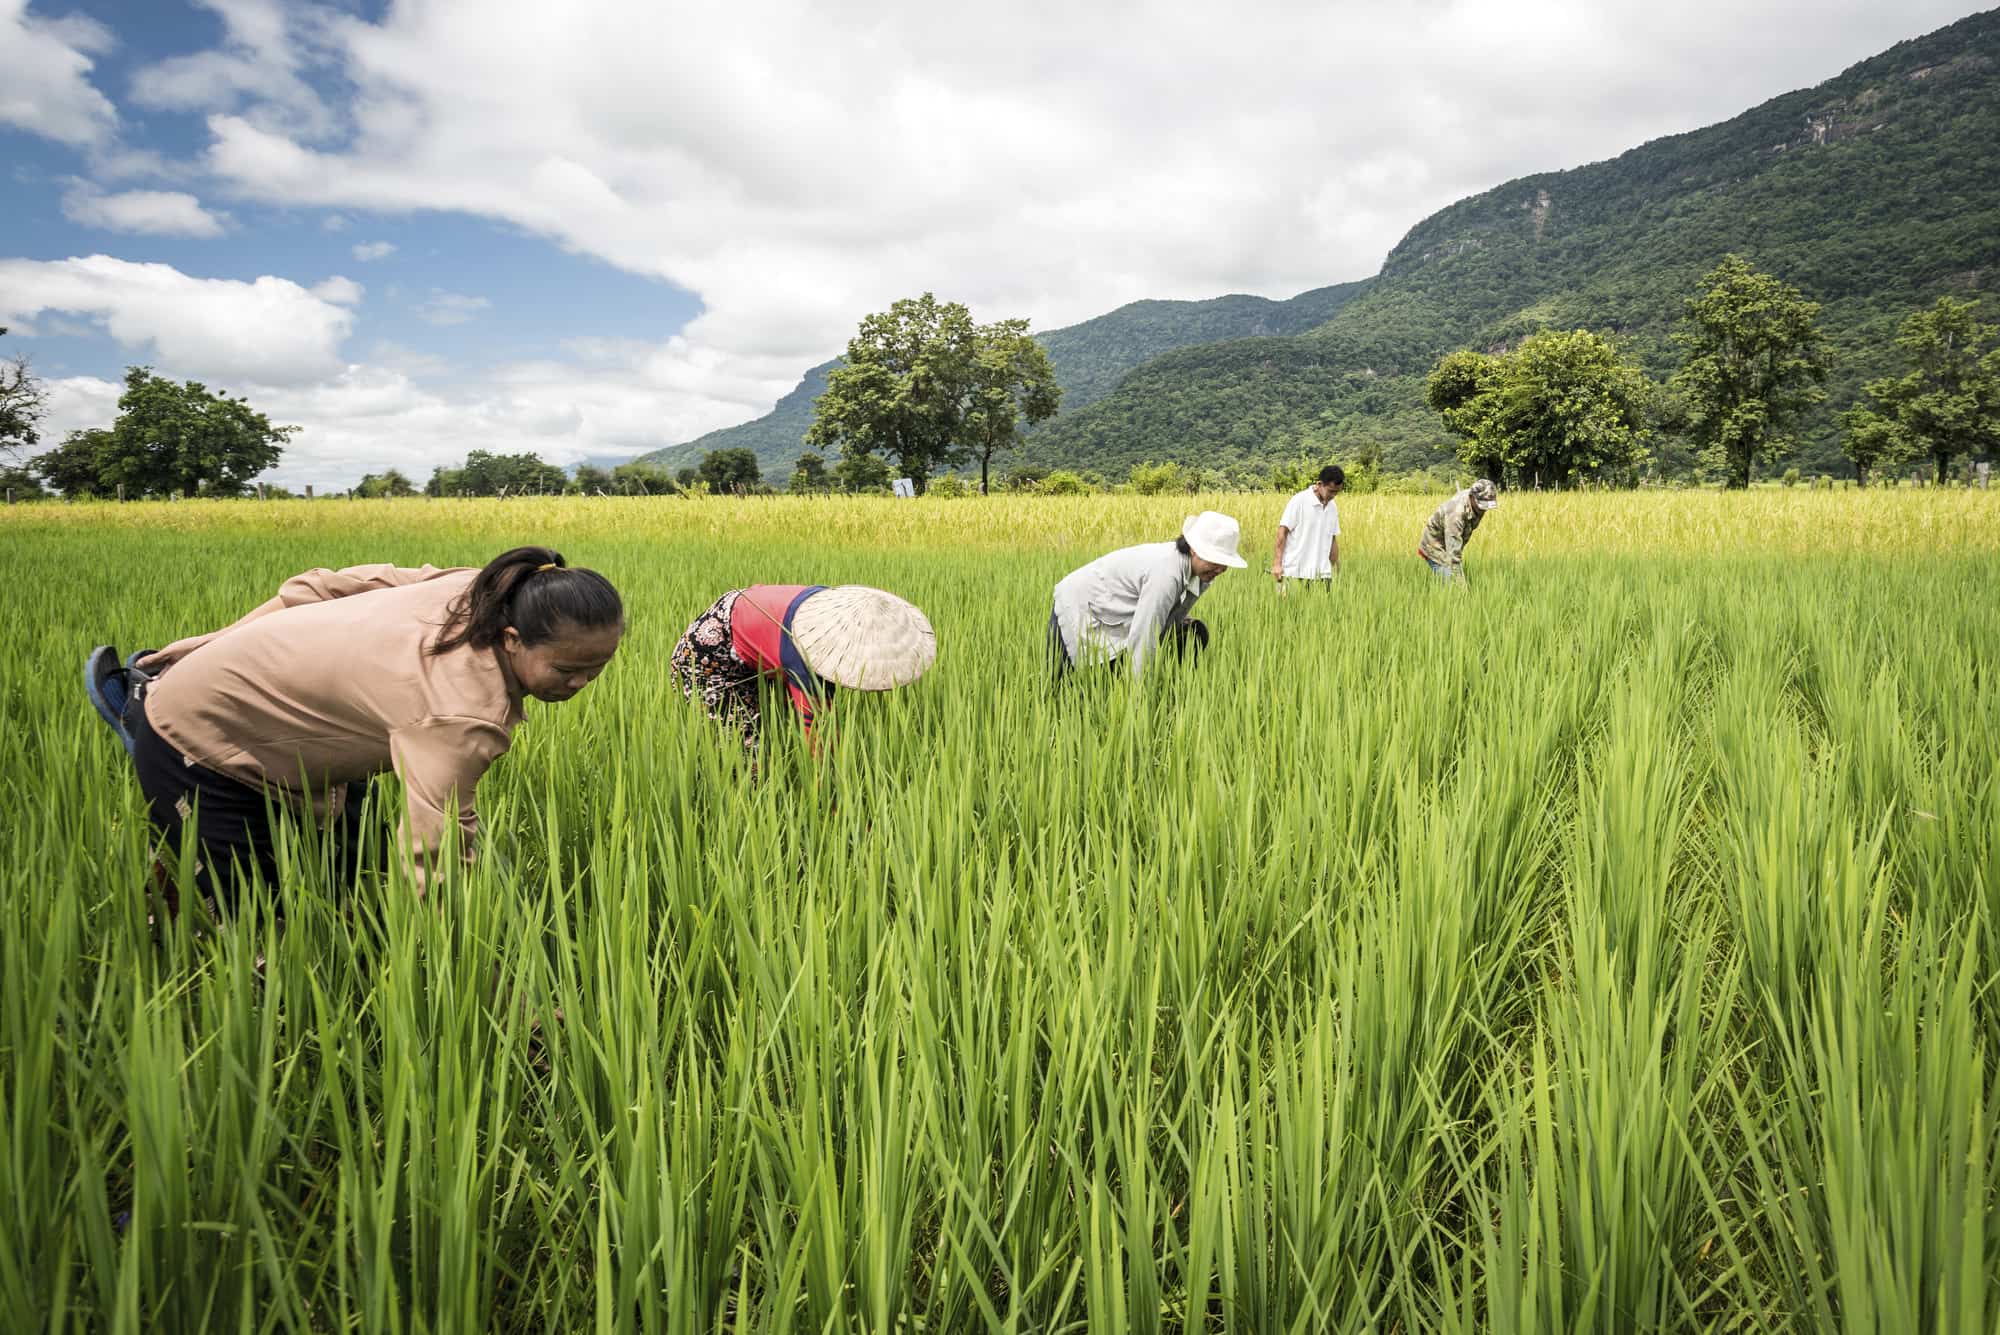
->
[142,564,524,875]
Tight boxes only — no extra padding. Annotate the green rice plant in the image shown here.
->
[1,490,1996,1331]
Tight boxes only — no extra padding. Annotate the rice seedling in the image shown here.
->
[1,489,1995,1331]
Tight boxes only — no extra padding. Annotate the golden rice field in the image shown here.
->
[2,489,1996,1333]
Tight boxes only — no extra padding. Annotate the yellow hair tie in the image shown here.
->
[537,562,558,572]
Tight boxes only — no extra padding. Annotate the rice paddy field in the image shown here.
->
[3,488,1998,1333]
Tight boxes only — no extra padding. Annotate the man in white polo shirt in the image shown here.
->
[1272,465,1344,592]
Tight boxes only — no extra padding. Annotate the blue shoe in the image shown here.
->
[85,645,138,756]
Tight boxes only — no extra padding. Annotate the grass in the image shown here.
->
[1,489,1996,1332]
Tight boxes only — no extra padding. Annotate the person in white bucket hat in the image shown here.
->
[670,583,936,763]
[1049,511,1246,680]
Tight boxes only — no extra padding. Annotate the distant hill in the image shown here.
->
[1024,9,2000,479]
[632,282,1365,481]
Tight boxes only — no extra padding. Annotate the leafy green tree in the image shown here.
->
[120,367,292,496]
[698,447,762,493]
[458,449,567,496]
[1425,349,1506,480]
[1670,256,1830,489]
[963,318,1060,493]
[0,464,46,499]
[53,368,296,498]
[789,451,832,493]
[1128,461,1190,495]
[675,466,699,489]
[1851,297,2000,485]
[833,451,894,494]
[1,328,47,464]
[610,461,675,495]
[425,465,465,497]
[1837,404,1913,488]
[807,292,980,494]
[1489,330,1653,486]
[355,468,417,498]
[1426,333,1651,485]
[571,463,614,495]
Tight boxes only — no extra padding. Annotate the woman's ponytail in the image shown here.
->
[433,546,622,654]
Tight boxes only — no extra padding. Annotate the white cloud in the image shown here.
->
[0,1,117,146]
[129,0,336,140]
[310,275,364,305]
[413,290,490,326]
[0,255,354,386]
[35,373,122,443]
[62,186,230,237]
[190,0,1990,430]
[351,240,395,260]
[322,213,350,231]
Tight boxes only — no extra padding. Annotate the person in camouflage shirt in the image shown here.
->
[1417,478,1499,580]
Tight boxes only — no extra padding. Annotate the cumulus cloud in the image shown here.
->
[351,240,395,260]
[0,255,355,385]
[62,185,230,237]
[34,373,122,444]
[0,0,117,146]
[413,290,490,326]
[29,354,744,489]
[192,0,1988,398]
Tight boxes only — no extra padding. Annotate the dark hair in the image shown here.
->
[1175,535,1192,556]
[1318,464,1346,487]
[432,546,623,655]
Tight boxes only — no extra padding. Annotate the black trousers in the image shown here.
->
[1047,612,1209,681]
[131,694,364,915]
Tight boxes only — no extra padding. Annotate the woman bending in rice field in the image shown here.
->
[86,546,623,915]
[670,584,935,766]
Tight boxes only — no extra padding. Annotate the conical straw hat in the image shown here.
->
[789,585,937,690]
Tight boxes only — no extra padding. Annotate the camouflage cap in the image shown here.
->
[1470,478,1499,509]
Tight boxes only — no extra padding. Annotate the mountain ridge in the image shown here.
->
[643,8,2000,484]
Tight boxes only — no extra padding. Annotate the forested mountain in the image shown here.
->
[633,283,1366,479]
[1024,9,2000,479]
[640,10,1998,485]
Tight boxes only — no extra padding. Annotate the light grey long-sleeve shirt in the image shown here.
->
[1051,541,1207,677]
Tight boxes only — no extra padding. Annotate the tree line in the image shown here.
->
[1,355,293,500]
[1423,257,2000,489]
[6,264,1991,501]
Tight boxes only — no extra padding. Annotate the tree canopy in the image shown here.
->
[1,328,46,464]
[697,447,762,494]
[1670,256,1831,489]
[807,293,980,494]
[963,318,1061,493]
[30,368,294,499]
[1427,331,1652,486]
[426,450,568,497]
[806,294,1065,494]
[1844,297,2000,484]
[355,468,418,498]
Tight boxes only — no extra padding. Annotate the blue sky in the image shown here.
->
[2,0,1988,487]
